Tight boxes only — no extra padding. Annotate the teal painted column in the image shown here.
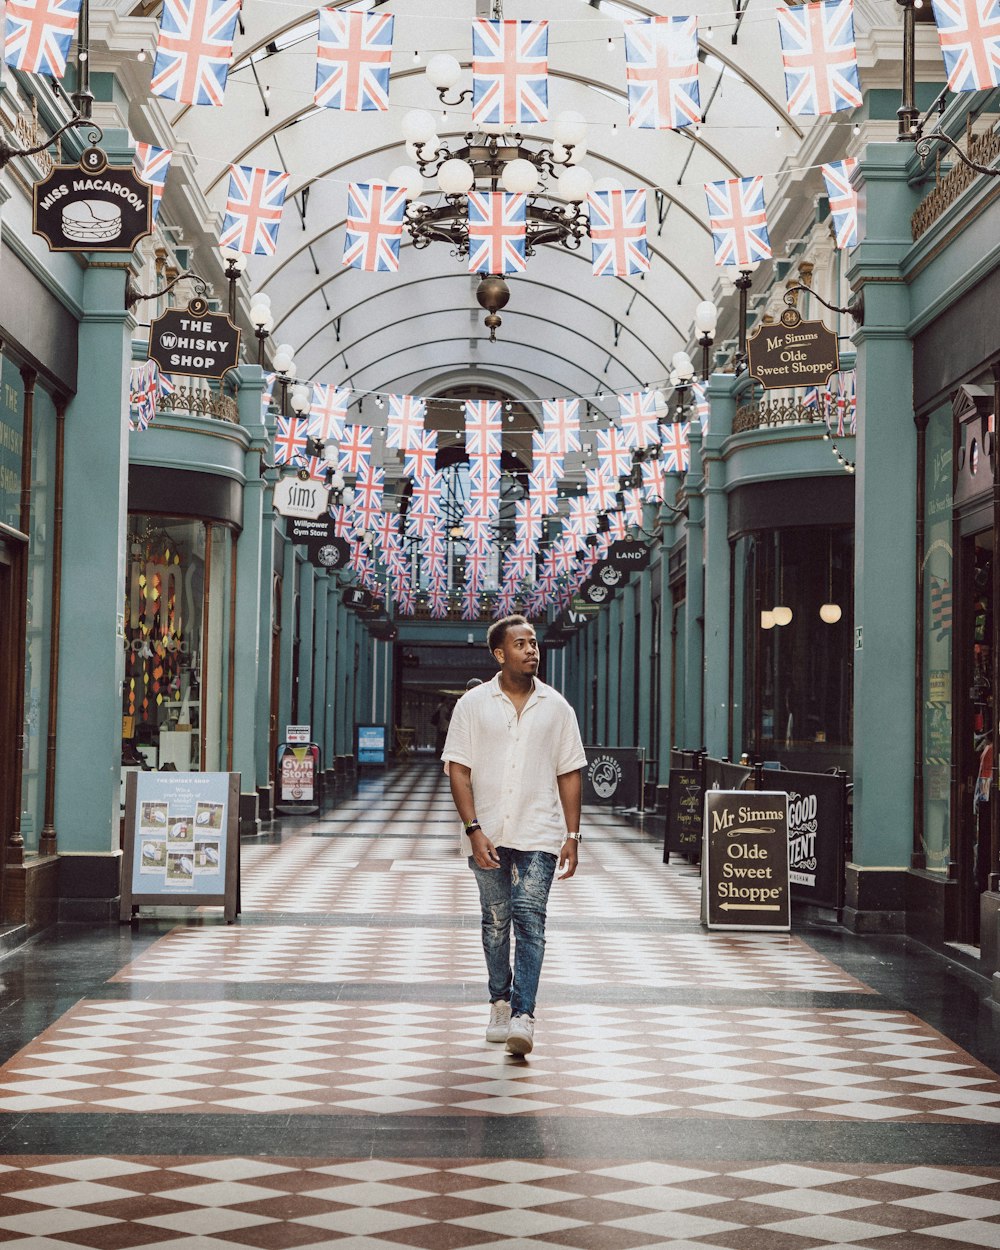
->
[326,585,342,757]
[298,564,315,729]
[702,373,738,757]
[56,256,133,892]
[607,595,622,744]
[311,572,328,764]
[683,422,706,749]
[619,584,636,745]
[255,512,277,792]
[637,566,653,759]
[343,610,357,751]
[847,143,921,882]
[657,483,681,782]
[230,366,268,808]
[278,543,297,736]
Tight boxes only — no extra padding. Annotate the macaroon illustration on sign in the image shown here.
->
[33,148,152,253]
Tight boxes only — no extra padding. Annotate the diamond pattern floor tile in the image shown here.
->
[0,1158,994,1250]
[0,1001,996,1120]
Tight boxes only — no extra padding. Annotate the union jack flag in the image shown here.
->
[429,590,450,619]
[261,372,276,419]
[386,394,426,450]
[528,469,559,514]
[588,189,650,277]
[273,416,309,466]
[468,457,501,519]
[704,176,771,267]
[353,462,384,528]
[563,495,598,538]
[691,382,710,431]
[641,457,667,502]
[624,16,700,130]
[660,420,690,473]
[621,487,644,526]
[606,510,630,541]
[618,390,659,450]
[514,501,542,548]
[462,511,494,553]
[329,504,354,539]
[395,585,416,615]
[461,586,482,621]
[315,8,393,111]
[596,428,633,480]
[541,397,581,454]
[467,192,527,275]
[408,475,441,532]
[776,0,862,115]
[403,428,438,479]
[586,469,619,512]
[465,400,503,456]
[4,0,81,77]
[824,369,857,436]
[472,18,548,127]
[821,158,859,249]
[931,0,1000,90]
[133,142,172,224]
[220,164,290,256]
[150,0,240,106]
[531,429,565,481]
[128,361,160,432]
[337,423,374,475]
[309,383,350,443]
[343,181,407,272]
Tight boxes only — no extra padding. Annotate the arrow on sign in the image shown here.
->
[719,903,782,911]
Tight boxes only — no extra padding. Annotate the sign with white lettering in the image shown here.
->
[285,516,349,569]
[33,147,153,253]
[273,476,329,519]
[608,540,652,572]
[704,791,790,931]
[148,300,241,379]
[746,310,839,391]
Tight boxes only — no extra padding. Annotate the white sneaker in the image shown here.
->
[486,1000,512,1043]
[506,1013,535,1055]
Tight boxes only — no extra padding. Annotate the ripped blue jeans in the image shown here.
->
[469,848,557,1018]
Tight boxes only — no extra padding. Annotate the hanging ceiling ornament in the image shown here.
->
[390,2,596,341]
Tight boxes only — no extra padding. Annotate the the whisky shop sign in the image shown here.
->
[33,147,153,253]
[147,297,241,379]
[746,307,839,391]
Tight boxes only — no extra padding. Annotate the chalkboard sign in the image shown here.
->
[704,790,790,931]
[582,746,643,808]
[781,770,847,911]
[121,771,240,923]
[665,767,702,860]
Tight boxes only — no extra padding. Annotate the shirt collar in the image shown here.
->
[491,672,547,701]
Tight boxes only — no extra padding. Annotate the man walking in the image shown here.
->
[442,615,586,1055]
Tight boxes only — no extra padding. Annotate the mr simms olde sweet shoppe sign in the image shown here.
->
[747,307,839,392]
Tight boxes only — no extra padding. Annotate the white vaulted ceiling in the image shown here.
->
[111,0,889,435]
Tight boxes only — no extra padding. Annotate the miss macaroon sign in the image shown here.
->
[33,146,153,253]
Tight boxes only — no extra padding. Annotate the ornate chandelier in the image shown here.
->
[389,71,599,342]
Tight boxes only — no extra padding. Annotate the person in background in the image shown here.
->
[430,695,452,755]
[442,615,586,1057]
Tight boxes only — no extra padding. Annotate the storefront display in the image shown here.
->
[122,516,233,776]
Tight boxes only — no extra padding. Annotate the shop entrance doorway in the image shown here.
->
[955,530,994,946]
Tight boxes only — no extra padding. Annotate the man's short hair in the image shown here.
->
[487,614,529,654]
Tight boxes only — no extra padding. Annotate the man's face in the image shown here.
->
[495,624,539,675]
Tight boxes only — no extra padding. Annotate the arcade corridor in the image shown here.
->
[0,763,997,1248]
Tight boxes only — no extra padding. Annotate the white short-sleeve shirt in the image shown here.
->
[441,673,587,856]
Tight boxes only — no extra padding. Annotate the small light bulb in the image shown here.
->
[137,47,146,61]
[607,36,614,51]
[78,49,88,61]
[774,123,780,137]
[413,49,420,63]
[853,121,861,135]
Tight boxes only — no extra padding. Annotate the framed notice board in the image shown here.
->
[703,790,790,931]
[120,771,240,923]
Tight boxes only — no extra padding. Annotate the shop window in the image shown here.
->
[740,525,854,771]
[921,405,953,871]
[122,516,233,775]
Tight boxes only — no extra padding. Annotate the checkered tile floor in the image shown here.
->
[4,763,1000,1249]
[0,1156,998,1249]
[112,925,872,991]
[236,844,704,920]
[0,1000,995,1120]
